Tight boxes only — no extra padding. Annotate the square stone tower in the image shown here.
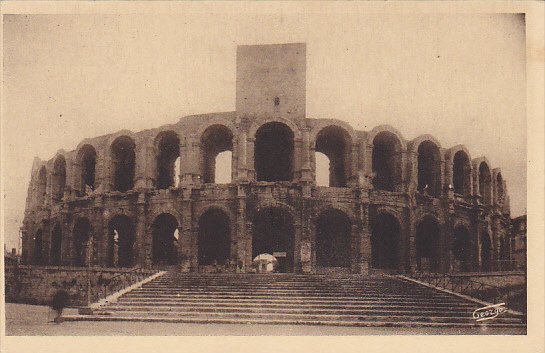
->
[236,43,306,120]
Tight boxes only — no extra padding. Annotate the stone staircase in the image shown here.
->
[66,271,526,328]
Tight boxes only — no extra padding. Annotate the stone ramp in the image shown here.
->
[64,272,526,328]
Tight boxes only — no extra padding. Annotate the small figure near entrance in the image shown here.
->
[50,289,70,324]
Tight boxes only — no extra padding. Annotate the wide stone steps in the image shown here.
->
[66,272,526,328]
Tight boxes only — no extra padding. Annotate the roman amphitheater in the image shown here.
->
[21,43,513,276]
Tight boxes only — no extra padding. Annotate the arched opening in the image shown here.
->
[33,229,44,265]
[253,207,295,273]
[315,126,351,187]
[452,225,471,272]
[201,125,233,184]
[255,122,294,182]
[481,232,492,272]
[315,152,330,186]
[111,136,136,192]
[417,141,441,196]
[416,216,441,272]
[77,144,97,196]
[155,131,180,189]
[478,162,492,205]
[151,213,179,266]
[50,222,62,265]
[36,166,47,206]
[108,215,135,267]
[372,131,402,191]
[453,151,471,196]
[496,173,505,205]
[315,209,351,268]
[214,151,232,184]
[73,218,92,267]
[198,208,231,266]
[52,155,67,201]
[371,212,400,270]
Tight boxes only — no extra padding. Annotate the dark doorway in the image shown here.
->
[372,132,402,191]
[481,232,492,272]
[315,209,351,268]
[198,208,231,266]
[50,222,62,265]
[315,126,351,187]
[33,229,44,265]
[417,141,441,196]
[416,216,441,272]
[155,131,180,189]
[108,215,135,267]
[36,166,47,206]
[479,162,492,205]
[371,213,400,270]
[52,155,67,201]
[453,151,471,196]
[255,122,294,182]
[73,218,92,267]
[453,225,471,272]
[152,213,180,266]
[111,136,136,192]
[253,207,295,273]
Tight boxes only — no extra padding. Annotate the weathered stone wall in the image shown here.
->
[20,43,514,275]
[5,265,156,306]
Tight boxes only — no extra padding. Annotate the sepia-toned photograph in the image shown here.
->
[1,1,543,353]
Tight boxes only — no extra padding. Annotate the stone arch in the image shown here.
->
[414,138,442,197]
[75,143,98,196]
[107,214,136,267]
[253,200,300,226]
[254,121,295,182]
[446,145,472,196]
[416,215,441,272]
[110,135,136,192]
[72,217,92,267]
[51,154,67,201]
[477,159,492,205]
[151,213,180,266]
[452,224,471,272]
[314,125,353,187]
[249,117,302,140]
[371,210,401,270]
[50,221,62,265]
[200,124,234,184]
[154,130,180,189]
[371,130,404,192]
[33,229,44,265]
[197,207,231,266]
[252,205,296,273]
[368,125,407,150]
[36,166,47,206]
[315,208,352,268]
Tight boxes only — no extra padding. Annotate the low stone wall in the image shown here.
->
[5,265,157,307]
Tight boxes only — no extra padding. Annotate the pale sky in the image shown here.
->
[2,12,526,251]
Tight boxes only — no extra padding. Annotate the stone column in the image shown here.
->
[293,136,303,182]
[408,209,417,273]
[300,128,313,184]
[135,192,148,267]
[236,185,247,272]
[237,131,248,182]
[247,135,256,181]
[300,197,312,274]
[245,221,253,271]
[179,188,193,272]
[358,195,371,275]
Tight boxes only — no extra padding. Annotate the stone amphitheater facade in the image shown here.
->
[21,43,513,275]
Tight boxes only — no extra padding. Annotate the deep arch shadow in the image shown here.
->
[255,122,294,182]
[198,208,231,266]
[315,209,351,268]
[151,213,180,266]
[371,212,400,270]
[416,216,441,272]
[252,207,295,273]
